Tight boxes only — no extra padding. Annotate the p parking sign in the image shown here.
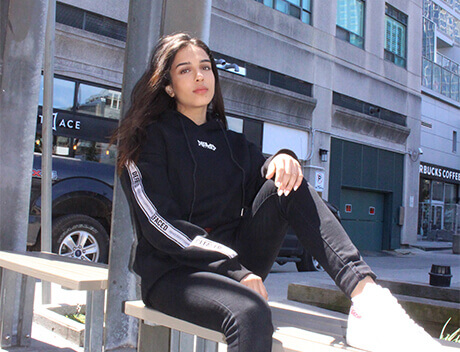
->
[315,171,324,192]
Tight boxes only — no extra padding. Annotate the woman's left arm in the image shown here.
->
[265,152,303,197]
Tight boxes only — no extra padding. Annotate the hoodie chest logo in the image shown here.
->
[197,140,216,151]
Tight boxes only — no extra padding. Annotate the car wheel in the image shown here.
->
[52,214,109,263]
[295,251,324,272]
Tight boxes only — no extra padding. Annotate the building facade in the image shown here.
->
[420,0,460,242]
[42,0,427,250]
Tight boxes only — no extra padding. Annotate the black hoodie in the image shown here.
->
[121,109,297,301]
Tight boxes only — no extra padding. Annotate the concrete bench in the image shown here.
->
[124,299,369,352]
[0,250,108,352]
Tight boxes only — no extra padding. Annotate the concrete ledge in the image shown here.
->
[377,279,459,303]
[287,282,460,337]
[33,304,85,347]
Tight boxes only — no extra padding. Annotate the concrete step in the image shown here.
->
[270,300,459,351]
[287,281,460,338]
[377,279,459,303]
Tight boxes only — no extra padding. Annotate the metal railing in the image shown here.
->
[422,56,460,102]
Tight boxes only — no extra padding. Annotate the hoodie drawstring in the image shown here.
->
[178,116,198,222]
[218,122,246,216]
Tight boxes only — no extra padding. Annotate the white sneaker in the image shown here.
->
[346,284,442,352]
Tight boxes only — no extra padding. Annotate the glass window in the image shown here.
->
[385,4,407,68]
[275,0,289,13]
[433,63,442,92]
[432,181,444,201]
[419,179,431,203]
[443,204,456,231]
[38,76,75,110]
[422,58,433,89]
[56,2,84,29]
[227,116,244,133]
[453,131,458,153]
[34,132,116,165]
[422,18,435,60]
[336,0,365,48]
[77,83,121,119]
[73,139,117,164]
[451,74,459,101]
[445,183,457,203]
[56,2,127,42]
[255,0,311,24]
[441,70,452,97]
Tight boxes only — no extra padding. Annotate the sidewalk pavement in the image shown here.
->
[1,244,459,352]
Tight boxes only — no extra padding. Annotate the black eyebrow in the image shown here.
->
[175,59,211,69]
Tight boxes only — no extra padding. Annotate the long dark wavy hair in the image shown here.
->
[112,33,226,173]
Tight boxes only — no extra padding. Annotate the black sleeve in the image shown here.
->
[121,128,251,282]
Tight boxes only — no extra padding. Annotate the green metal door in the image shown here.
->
[340,189,385,251]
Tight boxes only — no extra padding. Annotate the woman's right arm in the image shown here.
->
[120,128,251,282]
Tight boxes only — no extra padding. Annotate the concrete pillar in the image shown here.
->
[104,2,163,349]
[104,1,212,350]
[0,0,47,347]
[163,0,212,42]
[0,0,47,251]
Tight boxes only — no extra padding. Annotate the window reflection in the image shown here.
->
[34,133,117,165]
[255,0,312,24]
[38,76,75,110]
[77,84,121,119]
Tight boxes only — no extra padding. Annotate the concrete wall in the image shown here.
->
[421,94,460,170]
[209,0,423,244]
[47,0,426,246]
[54,23,125,87]
[59,0,129,22]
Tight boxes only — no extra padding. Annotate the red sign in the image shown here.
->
[345,204,352,213]
[369,207,375,215]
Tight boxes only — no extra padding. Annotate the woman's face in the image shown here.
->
[166,45,215,118]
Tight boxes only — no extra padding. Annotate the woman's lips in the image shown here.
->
[193,87,208,94]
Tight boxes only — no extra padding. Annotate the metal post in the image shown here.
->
[104,0,212,350]
[84,290,105,352]
[41,0,55,305]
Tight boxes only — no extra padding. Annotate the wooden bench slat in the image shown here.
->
[124,300,355,351]
[124,300,226,343]
[0,251,108,290]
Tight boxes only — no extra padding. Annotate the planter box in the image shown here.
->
[33,304,85,347]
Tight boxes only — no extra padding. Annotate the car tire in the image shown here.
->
[295,251,324,272]
[52,214,109,263]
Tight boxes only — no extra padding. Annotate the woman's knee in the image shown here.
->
[224,294,273,350]
[232,294,273,334]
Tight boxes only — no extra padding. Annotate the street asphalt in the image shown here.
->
[1,243,458,352]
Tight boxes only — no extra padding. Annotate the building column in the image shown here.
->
[0,0,47,347]
[104,1,213,350]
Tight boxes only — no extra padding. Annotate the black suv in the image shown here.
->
[29,153,340,271]
[28,154,113,262]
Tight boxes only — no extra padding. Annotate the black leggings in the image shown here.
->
[146,180,375,351]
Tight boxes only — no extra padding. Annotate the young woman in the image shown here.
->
[115,33,440,352]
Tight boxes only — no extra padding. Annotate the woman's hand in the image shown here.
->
[240,273,268,300]
[266,153,303,197]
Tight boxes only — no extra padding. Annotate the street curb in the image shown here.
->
[33,304,85,347]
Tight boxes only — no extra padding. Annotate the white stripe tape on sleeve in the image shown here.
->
[126,161,237,259]
[127,160,191,248]
[190,236,237,259]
